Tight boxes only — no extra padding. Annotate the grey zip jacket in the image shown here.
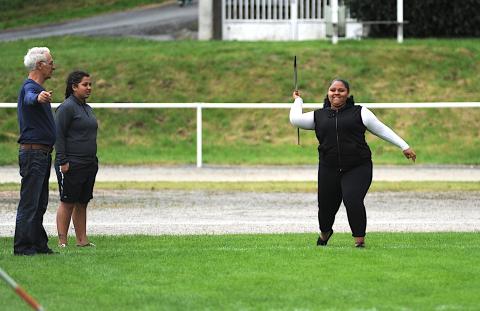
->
[55,95,98,165]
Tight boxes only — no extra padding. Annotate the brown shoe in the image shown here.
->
[76,242,96,247]
[355,242,365,248]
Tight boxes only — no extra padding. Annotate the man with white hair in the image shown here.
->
[14,47,56,255]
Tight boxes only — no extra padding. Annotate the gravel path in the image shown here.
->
[1,189,479,237]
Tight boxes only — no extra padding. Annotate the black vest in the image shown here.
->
[314,103,371,170]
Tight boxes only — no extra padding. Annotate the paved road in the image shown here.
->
[0,1,198,42]
[1,165,479,183]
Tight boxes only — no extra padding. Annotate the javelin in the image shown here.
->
[294,55,300,145]
[0,267,44,311]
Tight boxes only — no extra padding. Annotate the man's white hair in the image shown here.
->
[24,47,50,71]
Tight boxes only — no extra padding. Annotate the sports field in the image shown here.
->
[1,182,479,310]
[1,233,479,310]
[1,6,479,310]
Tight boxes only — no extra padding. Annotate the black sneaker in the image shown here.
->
[316,230,334,246]
[14,251,36,256]
[38,248,58,255]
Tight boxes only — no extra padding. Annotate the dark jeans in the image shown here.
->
[14,149,52,255]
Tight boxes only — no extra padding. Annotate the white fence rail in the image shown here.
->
[2,102,479,167]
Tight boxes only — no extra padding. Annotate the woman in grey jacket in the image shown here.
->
[55,71,98,248]
[290,79,416,248]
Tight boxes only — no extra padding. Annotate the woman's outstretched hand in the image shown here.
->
[403,148,416,162]
[293,90,300,99]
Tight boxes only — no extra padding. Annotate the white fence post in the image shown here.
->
[198,0,213,40]
[331,0,338,44]
[397,0,404,43]
[291,0,298,40]
[196,104,203,168]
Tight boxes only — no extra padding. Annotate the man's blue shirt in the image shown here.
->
[17,79,56,146]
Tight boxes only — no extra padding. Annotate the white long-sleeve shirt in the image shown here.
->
[289,97,409,151]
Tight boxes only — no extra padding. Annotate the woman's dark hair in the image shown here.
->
[65,70,90,99]
[330,78,350,93]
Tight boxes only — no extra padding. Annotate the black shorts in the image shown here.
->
[55,161,98,204]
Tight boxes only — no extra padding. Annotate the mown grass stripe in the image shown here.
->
[1,180,479,192]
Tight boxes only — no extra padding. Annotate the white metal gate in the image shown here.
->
[222,0,329,40]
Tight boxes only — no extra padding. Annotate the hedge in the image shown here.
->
[346,0,480,37]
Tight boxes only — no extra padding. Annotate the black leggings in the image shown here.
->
[317,161,372,237]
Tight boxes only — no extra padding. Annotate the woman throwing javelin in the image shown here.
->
[290,79,416,248]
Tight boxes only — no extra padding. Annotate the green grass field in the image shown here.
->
[1,233,479,310]
[0,38,479,166]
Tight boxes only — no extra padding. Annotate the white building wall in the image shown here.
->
[222,21,326,41]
